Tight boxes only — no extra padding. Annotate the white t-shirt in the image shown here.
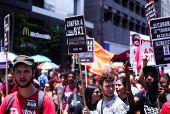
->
[96,95,127,114]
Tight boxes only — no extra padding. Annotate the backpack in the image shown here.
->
[39,76,44,91]
[5,90,46,114]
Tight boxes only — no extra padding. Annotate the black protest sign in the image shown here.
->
[4,14,10,53]
[149,17,170,65]
[65,15,87,54]
[145,0,156,22]
[76,38,94,63]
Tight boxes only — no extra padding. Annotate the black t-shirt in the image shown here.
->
[135,91,164,114]
[67,92,83,113]
[74,102,98,114]
[122,97,139,114]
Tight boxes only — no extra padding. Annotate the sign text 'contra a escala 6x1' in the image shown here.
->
[22,25,51,40]
[65,15,87,54]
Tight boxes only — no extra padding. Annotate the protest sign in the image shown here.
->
[130,31,155,69]
[149,17,170,65]
[145,0,156,22]
[65,15,87,54]
[4,14,10,95]
[4,14,10,53]
[76,38,94,63]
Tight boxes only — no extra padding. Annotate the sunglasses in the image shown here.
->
[93,91,101,94]
[45,86,49,88]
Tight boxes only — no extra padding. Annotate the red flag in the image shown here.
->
[135,39,141,70]
[82,35,114,75]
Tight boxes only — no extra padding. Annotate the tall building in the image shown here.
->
[0,0,93,70]
[154,0,170,18]
[85,0,148,62]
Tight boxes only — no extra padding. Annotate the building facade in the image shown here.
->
[0,0,93,70]
[154,0,170,18]
[85,0,148,62]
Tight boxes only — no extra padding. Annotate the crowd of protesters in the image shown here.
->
[0,55,170,113]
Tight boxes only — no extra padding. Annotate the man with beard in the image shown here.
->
[134,65,167,114]
[48,71,59,91]
[96,73,127,114]
[60,71,77,113]
[0,55,56,114]
[2,73,18,101]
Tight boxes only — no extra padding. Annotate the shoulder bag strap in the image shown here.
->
[74,92,77,106]
[37,90,46,114]
[5,95,15,114]
[101,99,103,114]
[56,85,67,113]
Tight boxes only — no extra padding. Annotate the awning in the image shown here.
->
[113,50,130,60]
[104,41,129,60]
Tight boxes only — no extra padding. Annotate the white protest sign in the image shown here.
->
[130,31,155,68]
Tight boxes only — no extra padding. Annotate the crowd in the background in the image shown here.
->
[1,55,170,114]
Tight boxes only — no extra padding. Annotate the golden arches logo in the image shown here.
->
[22,27,29,36]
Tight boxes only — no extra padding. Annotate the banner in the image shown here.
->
[76,38,94,63]
[145,0,156,22]
[65,15,87,54]
[149,17,170,65]
[130,31,155,69]
[4,14,10,53]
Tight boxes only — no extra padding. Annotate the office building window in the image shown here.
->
[161,7,164,17]
[155,7,159,17]
[122,18,128,29]
[33,0,74,16]
[113,14,120,26]
[104,10,112,23]
[122,0,128,8]
[141,8,145,18]
[146,28,149,35]
[18,0,28,3]
[141,27,145,34]
[114,0,121,5]
[135,24,140,33]
[129,1,134,12]
[135,5,140,15]
[33,0,44,8]
[129,22,134,31]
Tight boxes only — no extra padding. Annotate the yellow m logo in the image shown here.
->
[22,27,29,36]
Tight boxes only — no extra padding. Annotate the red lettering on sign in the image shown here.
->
[149,48,153,53]
[144,49,148,54]
[134,49,137,54]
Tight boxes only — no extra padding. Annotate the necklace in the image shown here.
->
[148,95,158,105]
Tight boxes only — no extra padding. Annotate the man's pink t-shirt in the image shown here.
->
[64,86,77,109]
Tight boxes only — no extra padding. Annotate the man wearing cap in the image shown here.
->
[0,55,56,114]
[38,69,48,86]
[132,63,167,114]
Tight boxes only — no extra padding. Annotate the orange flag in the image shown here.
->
[82,35,114,75]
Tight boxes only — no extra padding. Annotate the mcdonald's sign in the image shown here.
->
[21,25,51,40]
[22,27,29,36]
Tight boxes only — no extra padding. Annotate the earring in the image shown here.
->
[79,86,81,89]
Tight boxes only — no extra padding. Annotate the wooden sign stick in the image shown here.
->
[6,52,8,95]
[85,64,87,87]
[78,54,86,107]
[72,56,75,71]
